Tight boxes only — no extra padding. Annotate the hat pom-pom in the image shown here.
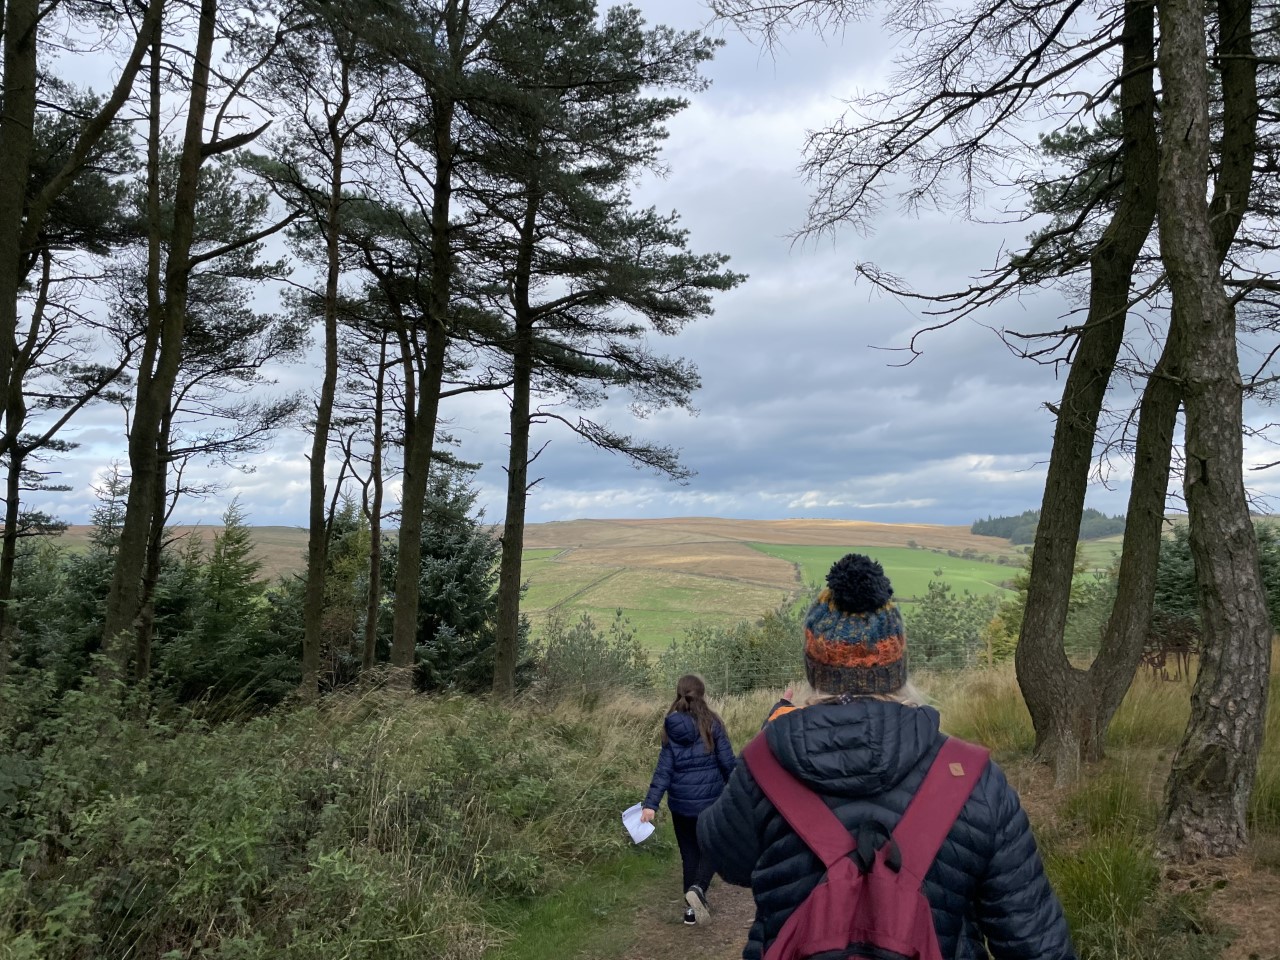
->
[826,554,893,613]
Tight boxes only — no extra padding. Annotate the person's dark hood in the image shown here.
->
[665,710,703,746]
[763,699,941,797]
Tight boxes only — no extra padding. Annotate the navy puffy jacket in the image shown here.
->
[643,712,736,816]
[697,699,1076,960]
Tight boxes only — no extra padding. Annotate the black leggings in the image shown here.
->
[670,811,715,892]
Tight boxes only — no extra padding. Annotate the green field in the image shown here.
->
[517,539,1023,652]
[522,548,564,561]
[748,543,1016,600]
[518,552,790,651]
[1076,536,1123,570]
[518,555,616,611]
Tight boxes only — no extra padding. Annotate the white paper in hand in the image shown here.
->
[621,803,655,844]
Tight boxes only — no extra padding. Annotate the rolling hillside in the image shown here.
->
[517,518,1020,649]
[750,543,1016,599]
[50,517,1037,649]
[55,524,310,582]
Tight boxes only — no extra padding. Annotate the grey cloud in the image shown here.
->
[25,0,1136,530]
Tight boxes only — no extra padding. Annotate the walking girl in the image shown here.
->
[640,674,735,925]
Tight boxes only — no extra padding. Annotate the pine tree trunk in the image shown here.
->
[301,54,354,697]
[1085,331,1179,756]
[133,417,171,681]
[0,446,25,644]
[493,341,531,698]
[493,183,540,698]
[362,338,388,673]
[389,325,447,677]
[1014,0,1158,783]
[0,0,38,604]
[0,252,49,639]
[0,0,39,468]
[134,525,163,682]
[1156,0,1272,860]
[388,94,455,682]
[301,121,347,698]
[1089,0,1257,759]
[101,0,215,674]
[131,30,168,686]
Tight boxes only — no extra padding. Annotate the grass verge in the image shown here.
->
[748,543,1015,600]
[483,834,674,960]
[0,678,667,959]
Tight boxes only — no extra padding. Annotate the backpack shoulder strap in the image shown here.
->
[892,737,990,883]
[742,732,854,869]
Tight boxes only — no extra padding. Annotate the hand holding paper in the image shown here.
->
[621,803,655,844]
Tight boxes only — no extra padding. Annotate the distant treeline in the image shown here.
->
[971,508,1126,545]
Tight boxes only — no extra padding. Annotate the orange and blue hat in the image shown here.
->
[803,554,907,695]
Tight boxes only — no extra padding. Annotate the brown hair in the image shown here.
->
[663,674,723,752]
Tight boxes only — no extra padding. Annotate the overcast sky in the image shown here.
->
[34,0,1280,529]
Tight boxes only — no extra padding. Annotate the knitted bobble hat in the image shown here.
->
[803,553,908,696]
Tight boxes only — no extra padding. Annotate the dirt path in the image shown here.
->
[560,845,1280,960]
[577,871,756,960]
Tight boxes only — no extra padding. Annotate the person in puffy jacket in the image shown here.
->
[641,673,735,925]
[698,554,1076,960]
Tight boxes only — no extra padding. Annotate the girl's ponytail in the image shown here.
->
[663,674,722,752]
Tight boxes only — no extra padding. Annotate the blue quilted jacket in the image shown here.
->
[697,699,1076,960]
[643,711,736,816]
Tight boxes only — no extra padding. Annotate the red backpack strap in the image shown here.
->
[892,737,990,883]
[742,733,854,869]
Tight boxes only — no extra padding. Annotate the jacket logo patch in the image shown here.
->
[949,763,965,777]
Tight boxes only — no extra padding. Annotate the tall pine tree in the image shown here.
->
[475,0,744,695]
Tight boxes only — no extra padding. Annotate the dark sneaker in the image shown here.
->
[685,884,710,924]
[683,907,696,925]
